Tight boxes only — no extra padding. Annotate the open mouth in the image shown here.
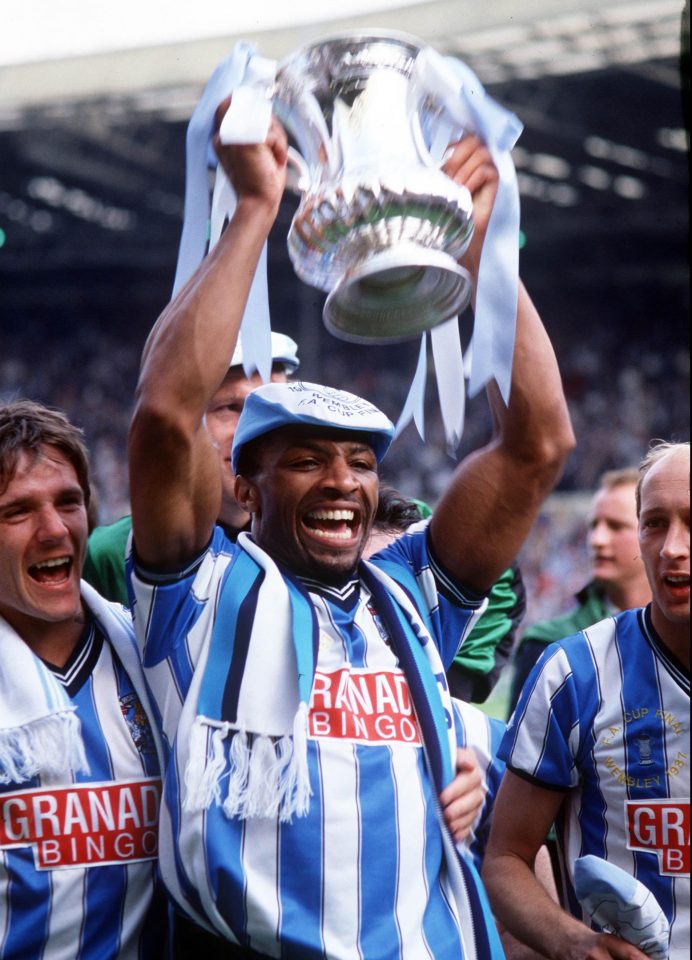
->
[29,556,73,585]
[664,574,690,593]
[303,508,361,543]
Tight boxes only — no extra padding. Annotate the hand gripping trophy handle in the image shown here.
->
[273,32,475,345]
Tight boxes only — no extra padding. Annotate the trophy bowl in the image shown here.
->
[274,31,474,344]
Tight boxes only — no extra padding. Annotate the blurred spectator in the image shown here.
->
[507,467,652,717]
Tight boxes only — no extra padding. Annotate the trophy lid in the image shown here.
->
[277,30,426,92]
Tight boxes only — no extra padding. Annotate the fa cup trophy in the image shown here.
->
[274,32,475,344]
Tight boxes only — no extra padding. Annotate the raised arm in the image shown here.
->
[430,137,575,594]
[128,108,288,570]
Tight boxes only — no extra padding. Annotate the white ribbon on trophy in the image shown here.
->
[172,42,277,383]
[172,39,523,454]
[396,49,523,452]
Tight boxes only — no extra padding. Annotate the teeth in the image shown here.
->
[310,528,353,540]
[33,557,70,569]
[307,509,355,522]
[666,576,689,584]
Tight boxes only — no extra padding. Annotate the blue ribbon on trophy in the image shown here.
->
[172,35,523,454]
[398,48,523,452]
[172,41,277,383]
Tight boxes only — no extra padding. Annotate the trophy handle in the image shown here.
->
[408,86,466,170]
[273,80,336,191]
[408,48,475,169]
[286,147,310,194]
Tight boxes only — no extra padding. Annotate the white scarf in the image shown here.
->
[0,582,162,785]
[183,533,458,822]
[0,617,87,784]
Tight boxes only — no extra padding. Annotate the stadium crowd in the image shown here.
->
[2,310,687,627]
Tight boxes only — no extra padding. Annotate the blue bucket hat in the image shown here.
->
[231,381,395,473]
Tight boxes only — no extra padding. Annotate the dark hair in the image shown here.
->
[234,435,266,479]
[374,484,426,534]
[0,399,91,506]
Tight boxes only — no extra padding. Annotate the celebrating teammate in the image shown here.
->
[483,442,690,960]
[125,103,574,958]
[0,400,165,960]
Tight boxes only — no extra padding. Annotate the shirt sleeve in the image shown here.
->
[126,525,236,669]
[498,639,593,791]
[452,562,526,678]
[372,518,489,668]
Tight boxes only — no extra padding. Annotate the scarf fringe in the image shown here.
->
[223,728,250,816]
[0,710,89,785]
[291,702,311,818]
[184,719,228,810]
[185,704,312,821]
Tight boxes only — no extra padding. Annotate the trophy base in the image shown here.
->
[323,245,472,344]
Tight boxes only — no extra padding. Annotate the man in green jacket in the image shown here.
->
[448,562,525,703]
[507,466,651,716]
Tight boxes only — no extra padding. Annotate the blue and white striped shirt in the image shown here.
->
[452,700,507,870]
[501,607,690,960]
[0,619,165,960]
[129,521,498,959]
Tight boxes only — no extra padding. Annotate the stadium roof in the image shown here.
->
[0,0,688,367]
[1,0,684,108]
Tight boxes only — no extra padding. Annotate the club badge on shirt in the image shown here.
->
[120,692,157,758]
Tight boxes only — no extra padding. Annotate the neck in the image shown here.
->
[8,608,86,667]
[248,526,364,587]
[604,577,651,612]
[650,605,690,671]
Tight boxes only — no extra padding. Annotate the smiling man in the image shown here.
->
[126,106,574,959]
[232,418,384,581]
[0,400,165,960]
[483,442,690,960]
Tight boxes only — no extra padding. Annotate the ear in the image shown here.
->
[235,474,261,514]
